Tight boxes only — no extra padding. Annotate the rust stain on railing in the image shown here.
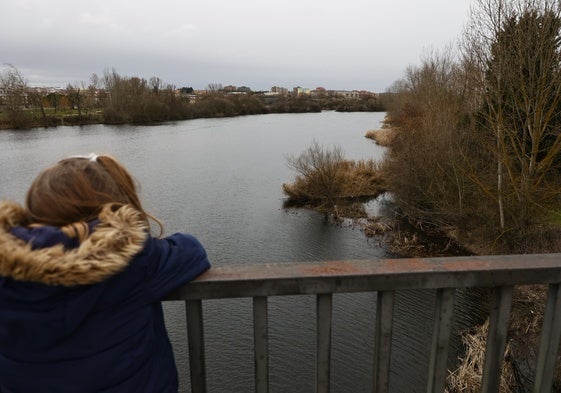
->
[300,260,365,275]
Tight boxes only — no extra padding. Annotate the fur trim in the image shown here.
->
[0,201,149,286]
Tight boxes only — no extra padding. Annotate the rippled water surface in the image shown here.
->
[0,112,480,392]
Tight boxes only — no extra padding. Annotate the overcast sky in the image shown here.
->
[1,0,473,92]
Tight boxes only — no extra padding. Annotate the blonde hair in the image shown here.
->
[25,154,163,240]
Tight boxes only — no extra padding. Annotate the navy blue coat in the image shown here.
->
[0,202,210,393]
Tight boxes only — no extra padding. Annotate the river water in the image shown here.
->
[0,112,481,392]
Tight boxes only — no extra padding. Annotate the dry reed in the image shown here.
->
[446,320,515,393]
[364,128,395,147]
[282,158,386,207]
[446,285,561,392]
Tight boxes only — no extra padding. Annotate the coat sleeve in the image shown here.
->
[141,233,211,300]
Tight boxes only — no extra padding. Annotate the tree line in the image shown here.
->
[0,67,385,129]
[382,0,561,253]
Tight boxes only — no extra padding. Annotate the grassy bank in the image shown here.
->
[0,110,103,130]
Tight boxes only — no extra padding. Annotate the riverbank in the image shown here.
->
[285,131,560,391]
[331,198,560,391]
[0,113,103,130]
[0,86,386,131]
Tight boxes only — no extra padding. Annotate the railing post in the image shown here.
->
[481,286,513,393]
[316,294,333,393]
[186,299,207,393]
[372,290,395,393]
[533,283,561,393]
[253,296,269,393]
[427,288,456,393]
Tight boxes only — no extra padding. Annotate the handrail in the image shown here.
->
[166,254,561,393]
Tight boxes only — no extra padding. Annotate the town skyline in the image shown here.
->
[21,80,382,95]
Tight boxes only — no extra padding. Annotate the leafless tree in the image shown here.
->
[66,83,83,116]
[462,0,561,228]
[0,64,30,128]
[382,48,477,228]
[0,64,27,111]
[206,83,223,93]
[285,140,345,207]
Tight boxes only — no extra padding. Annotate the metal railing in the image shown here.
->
[166,254,561,393]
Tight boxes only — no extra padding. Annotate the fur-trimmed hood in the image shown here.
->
[0,201,149,286]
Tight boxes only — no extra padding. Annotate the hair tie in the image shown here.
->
[67,153,99,162]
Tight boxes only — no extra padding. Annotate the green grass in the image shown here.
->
[545,208,561,225]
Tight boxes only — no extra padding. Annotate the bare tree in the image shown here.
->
[26,87,48,123]
[0,64,27,111]
[206,83,223,93]
[0,64,30,128]
[87,73,105,113]
[284,140,345,207]
[381,48,477,229]
[463,0,561,228]
[66,83,83,116]
[149,77,164,94]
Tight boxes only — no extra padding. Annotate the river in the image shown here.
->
[0,112,481,392]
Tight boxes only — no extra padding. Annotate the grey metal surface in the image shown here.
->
[427,288,456,393]
[253,296,269,393]
[316,294,333,393]
[186,300,206,393]
[372,290,395,393]
[481,286,513,393]
[534,283,561,393]
[168,254,561,300]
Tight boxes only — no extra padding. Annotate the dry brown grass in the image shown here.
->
[446,320,516,393]
[337,159,386,197]
[364,128,395,147]
[282,158,386,209]
[446,285,561,392]
[361,216,396,237]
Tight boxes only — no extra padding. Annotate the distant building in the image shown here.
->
[311,87,327,97]
[293,86,311,95]
[179,87,194,95]
[334,90,360,99]
[270,86,288,94]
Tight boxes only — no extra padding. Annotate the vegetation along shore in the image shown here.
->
[0,67,386,130]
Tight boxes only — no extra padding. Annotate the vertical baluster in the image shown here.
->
[533,283,561,393]
[481,286,513,393]
[316,293,333,393]
[427,288,456,393]
[254,296,269,393]
[186,299,207,393]
[372,290,395,393]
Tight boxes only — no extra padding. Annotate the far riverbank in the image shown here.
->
[1,89,386,131]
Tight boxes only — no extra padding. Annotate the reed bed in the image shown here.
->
[364,128,395,147]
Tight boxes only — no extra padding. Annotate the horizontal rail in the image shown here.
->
[165,254,561,393]
[167,254,561,300]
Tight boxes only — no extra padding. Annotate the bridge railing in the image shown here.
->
[166,254,561,393]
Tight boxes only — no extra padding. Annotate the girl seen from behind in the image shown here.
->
[0,154,210,393]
